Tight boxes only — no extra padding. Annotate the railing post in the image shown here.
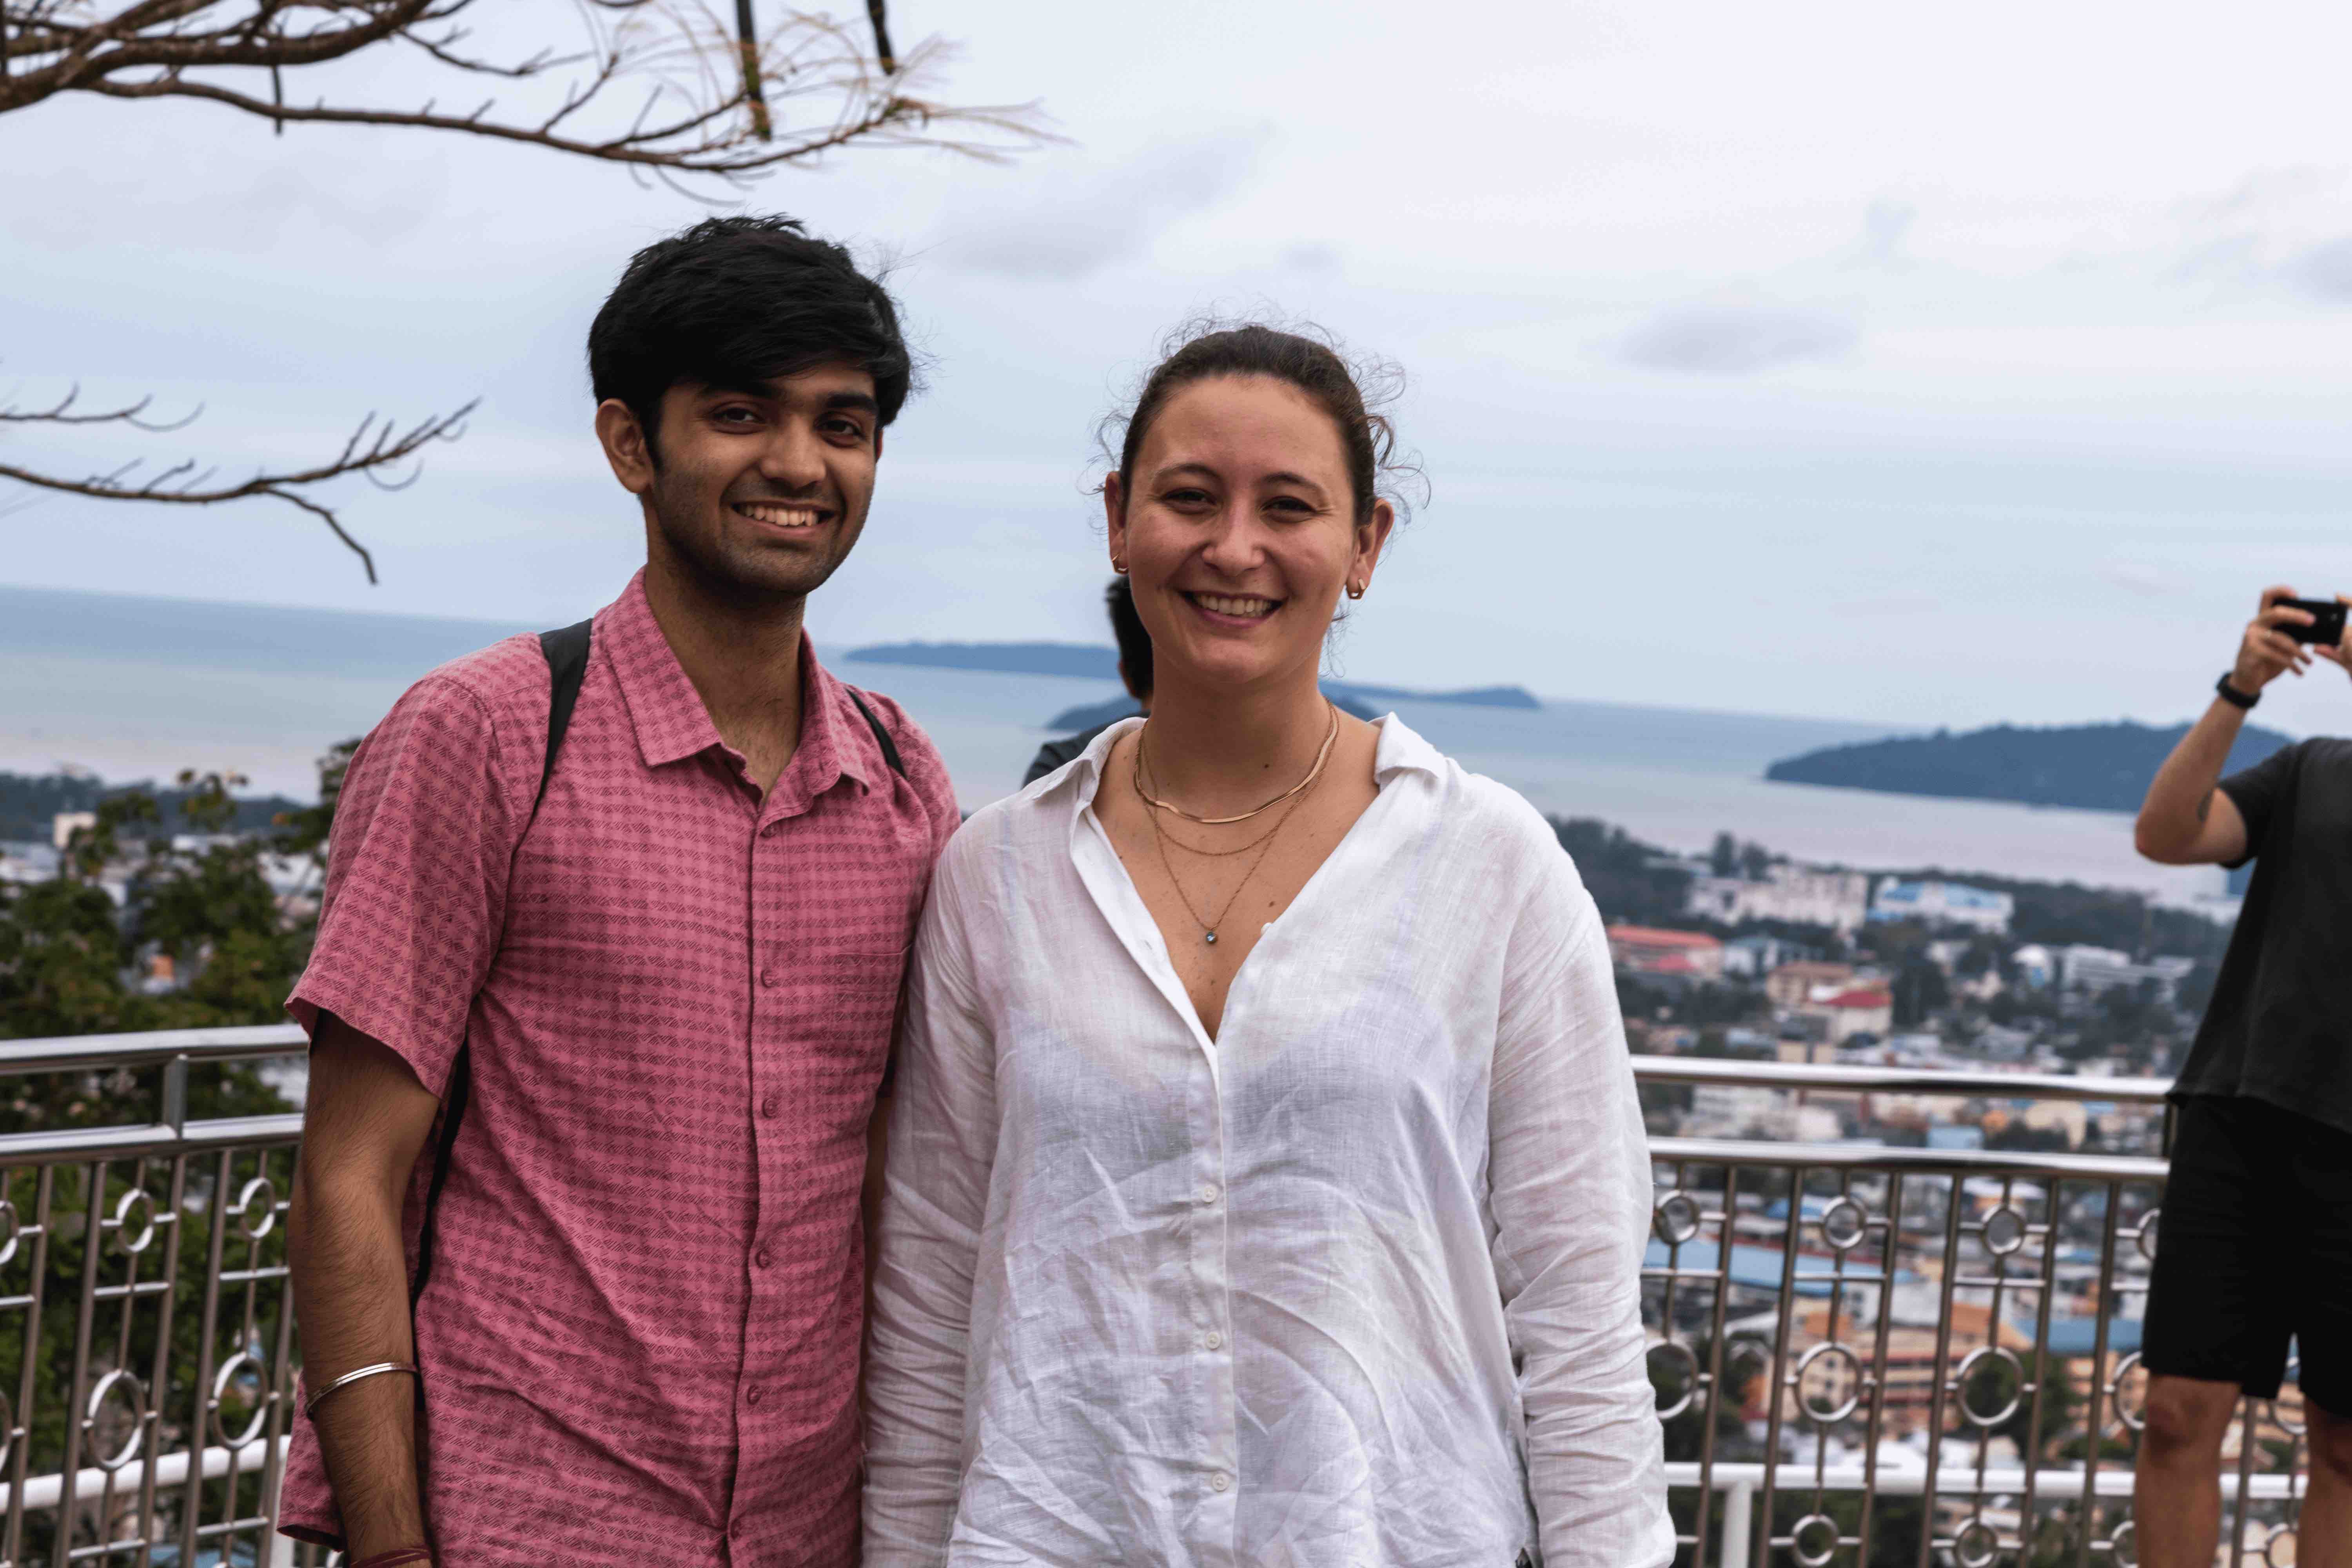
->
[161,1053,189,1134]
[1720,1475,1754,1568]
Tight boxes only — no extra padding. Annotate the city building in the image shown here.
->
[51,811,96,851]
[1765,960,1857,1009]
[2058,944,2196,1000]
[2010,944,2056,989]
[1798,984,1895,1045]
[1722,933,1818,978]
[1684,864,1872,933]
[1868,878,2015,935]
[1606,925,1724,981]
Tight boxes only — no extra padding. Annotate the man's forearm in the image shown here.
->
[2136,696,2246,857]
[289,1170,429,1556]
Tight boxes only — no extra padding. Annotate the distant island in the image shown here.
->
[847,641,1542,710]
[1765,720,2296,813]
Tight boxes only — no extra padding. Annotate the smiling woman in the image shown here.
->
[864,321,1673,1568]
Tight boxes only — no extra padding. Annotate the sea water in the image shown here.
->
[0,585,2229,908]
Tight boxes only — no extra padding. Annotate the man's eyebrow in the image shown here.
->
[823,391,881,415]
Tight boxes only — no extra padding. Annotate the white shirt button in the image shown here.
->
[1197,1184,1220,1205]
[1209,1471,1230,1493]
[1203,1330,1224,1351]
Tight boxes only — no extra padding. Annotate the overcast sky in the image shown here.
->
[8,0,2352,733]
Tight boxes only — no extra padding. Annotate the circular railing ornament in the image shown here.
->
[84,1370,147,1471]
[112,1189,156,1254]
[2267,1355,2307,1438]
[1820,1196,1869,1252]
[1953,1519,2003,1568]
[0,1198,18,1268]
[1795,1342,1866,1426]
[2111,1352,2148,1432]
[209,1352,273,1449]
[1982,1205,2028,1257]
[2137,1209,2160,1261]
[2108,1521,2138,1567]
[2261,1524,2296,1568]
[1652,1192,1702,1247]
[1956,1345,2026,1429]
[235,1177,278,1240]
[1648,1340,1702,1420]
[1790,1513,1841,1568]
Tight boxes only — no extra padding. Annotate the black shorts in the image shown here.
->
[2143,1095,2352,1416]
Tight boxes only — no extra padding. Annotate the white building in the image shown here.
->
[2059,945,2197,1000]
[1685,864,1872,933]
[1869,878,2014,935]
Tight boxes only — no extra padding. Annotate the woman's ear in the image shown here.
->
[1103,472,1130,570]
[1354,498,1396,590]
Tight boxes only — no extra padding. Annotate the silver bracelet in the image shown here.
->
[303,1361,419,1419]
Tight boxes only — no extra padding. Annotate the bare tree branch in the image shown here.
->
[0,399,475,582]
[2,0,1054,576]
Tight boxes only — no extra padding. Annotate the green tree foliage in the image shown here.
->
[1552,817,1695,929]
[0,748,350,1558]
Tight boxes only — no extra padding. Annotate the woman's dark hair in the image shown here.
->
[1102,321,1419,526]
[588,215,914,454]
[1105,575,1153,700]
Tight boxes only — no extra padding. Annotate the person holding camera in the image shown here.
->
[2134,584,2352,1568]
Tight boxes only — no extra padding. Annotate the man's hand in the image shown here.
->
[2232,584,2319,693]
[2306,592,2352,680]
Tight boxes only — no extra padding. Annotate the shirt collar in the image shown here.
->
[600,569,869,795]
[1051,709,1443,814]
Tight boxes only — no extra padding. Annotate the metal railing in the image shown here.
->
[1636,1057,2297,1568]
[0,1028,2294,1568]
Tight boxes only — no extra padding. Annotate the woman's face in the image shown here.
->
[1106,375,1392,697]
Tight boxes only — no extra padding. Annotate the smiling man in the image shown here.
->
[278,217,959,1566]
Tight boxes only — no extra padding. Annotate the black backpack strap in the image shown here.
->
[845,688,907,779]
[410,619,595,1310]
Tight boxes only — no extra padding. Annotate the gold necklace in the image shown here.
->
[1138,738,1325,946]
[1137,753,1299,859]
[1133,703,1339,826]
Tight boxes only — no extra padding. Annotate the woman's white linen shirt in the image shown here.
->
[863,716,1671,1568]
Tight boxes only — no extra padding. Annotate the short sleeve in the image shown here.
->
[286,671,531,1096]
[2217,739,2303,870]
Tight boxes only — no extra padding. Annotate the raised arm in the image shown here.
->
[286,1014,441,1560]
[1490,857,1674,1568]
[862,864,998,1566]
[2136,585,2327,864]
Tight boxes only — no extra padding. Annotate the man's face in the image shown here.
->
[597,361,883,603]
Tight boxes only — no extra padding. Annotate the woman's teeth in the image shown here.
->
[1191,593,1278,619]
[737,502,821,528]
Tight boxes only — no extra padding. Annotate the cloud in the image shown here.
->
[2099,559,2182,598]
[1615,304,1859,375]
[939,130,1269,281]
[2289,237,2352,301]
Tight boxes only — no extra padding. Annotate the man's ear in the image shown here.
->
[594,399,656,495]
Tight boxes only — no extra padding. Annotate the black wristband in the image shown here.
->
[2216,672,2259,710]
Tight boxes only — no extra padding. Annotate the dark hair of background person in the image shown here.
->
[587,214,915,459]
[1107,575,1153,700]
[1099,320,1423,528]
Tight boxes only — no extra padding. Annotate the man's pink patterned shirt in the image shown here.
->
[279,572,958,1565]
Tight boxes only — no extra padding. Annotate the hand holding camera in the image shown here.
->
[2232,585,2350,696]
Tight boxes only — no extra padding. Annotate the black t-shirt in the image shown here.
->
[1022,720,1119,788]
[2172,737,2352,1133]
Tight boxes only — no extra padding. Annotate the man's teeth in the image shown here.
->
[1194,593,1277,619]
[738,503,820,528]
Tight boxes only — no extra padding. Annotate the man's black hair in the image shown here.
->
[1107,575,1153,701]
[588,215,914,452]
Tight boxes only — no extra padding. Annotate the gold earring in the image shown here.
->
[1112,559,1128,575]
[1346,581,1365,600]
